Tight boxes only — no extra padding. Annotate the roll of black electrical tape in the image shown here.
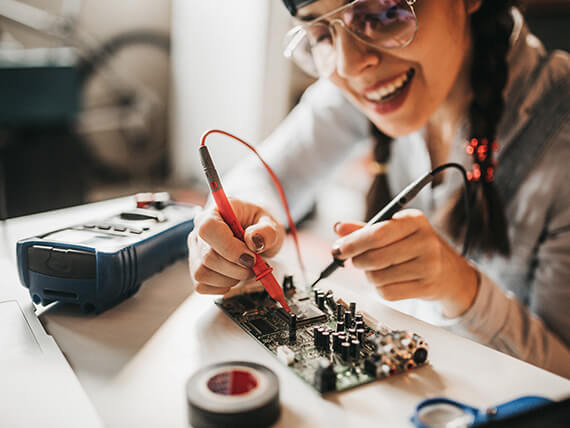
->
[186,361,280,428]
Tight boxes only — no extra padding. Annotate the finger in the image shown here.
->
[375,280,427,301]
[195,283,232,295]
[197,214,256,268]
[333,221,365,237]
[244,215,282,256]
[192,264,240,288]
[352,232,424,270]
[333,209,425,259]
[365,259,423,287]
[202,248,253,281]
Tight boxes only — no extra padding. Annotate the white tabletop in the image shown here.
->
[2,198,569,427]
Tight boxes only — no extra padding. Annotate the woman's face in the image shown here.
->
[297,0,479,137]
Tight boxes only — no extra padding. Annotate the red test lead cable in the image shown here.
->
[198,143,291,312]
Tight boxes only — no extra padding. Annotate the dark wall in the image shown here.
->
[522,1,570,52]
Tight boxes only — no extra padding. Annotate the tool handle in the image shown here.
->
[199,145,290,312]
[367,171,433,225]
[211,187,245,239]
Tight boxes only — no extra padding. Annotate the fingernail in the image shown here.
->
[331,246,342,258]
[333,221,341,233]
[252,234,265,252]
[239,253,255,268]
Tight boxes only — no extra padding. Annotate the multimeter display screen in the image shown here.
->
[44,229,127,250]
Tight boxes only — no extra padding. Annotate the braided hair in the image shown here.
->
[366,0,516,256]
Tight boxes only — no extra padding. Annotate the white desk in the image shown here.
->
[2,198,569,427]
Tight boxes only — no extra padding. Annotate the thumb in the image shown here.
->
[333,221,365,237]
[243,215,284,257]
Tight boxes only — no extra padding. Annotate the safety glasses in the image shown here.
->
[283,0,418,77]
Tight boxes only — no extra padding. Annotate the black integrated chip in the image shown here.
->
[278,301,327,327]
[249,318,277,336]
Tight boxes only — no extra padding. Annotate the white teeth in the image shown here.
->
[364,70,412,102]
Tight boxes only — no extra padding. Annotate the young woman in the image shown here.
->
[187,0,570,378]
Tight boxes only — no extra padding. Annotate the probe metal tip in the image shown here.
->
[310,258,345,289]
[310,276,322,289]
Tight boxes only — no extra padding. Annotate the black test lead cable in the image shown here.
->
[310,162,472,288]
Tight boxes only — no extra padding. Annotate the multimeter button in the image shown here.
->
[142,226,150,231]
[97,224,111,230]
[113,226,127,232]
[120,212,150,221]
[120,210,166,223]
[84,224,96,228]
[128,227,143,234]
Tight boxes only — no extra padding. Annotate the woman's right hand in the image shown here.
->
[188,199,286,295]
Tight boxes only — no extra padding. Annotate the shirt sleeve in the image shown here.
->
[451,268,570,378]
[224,79,370,224]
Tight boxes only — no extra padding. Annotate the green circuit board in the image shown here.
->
[216,280,429,394]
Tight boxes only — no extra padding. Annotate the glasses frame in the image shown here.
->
[283,0,418,76]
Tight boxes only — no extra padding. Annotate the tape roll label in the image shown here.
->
[207,370,259,396]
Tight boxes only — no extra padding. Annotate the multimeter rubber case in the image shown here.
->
[16,194,199,314]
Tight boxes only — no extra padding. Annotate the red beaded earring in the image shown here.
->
[465,138,498,182]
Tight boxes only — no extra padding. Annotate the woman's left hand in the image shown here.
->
[332,209,479,318]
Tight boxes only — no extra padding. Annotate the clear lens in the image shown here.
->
[283,0,417,77]
[345,0,416,47]
[283,27,320,76]
[417,403,475,428]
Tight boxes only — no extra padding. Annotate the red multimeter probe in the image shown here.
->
[199,136,290,312]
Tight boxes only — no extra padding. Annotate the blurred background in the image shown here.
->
[0,0,568,219]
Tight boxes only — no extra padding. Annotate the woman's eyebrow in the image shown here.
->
[297,13,321,22]
[296,0,353,23]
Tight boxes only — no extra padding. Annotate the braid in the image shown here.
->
[365,123,393,221]
[447,0,515,256]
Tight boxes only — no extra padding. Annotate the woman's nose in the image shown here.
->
[334,24,380,78]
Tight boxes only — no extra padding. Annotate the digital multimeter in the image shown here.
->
[16,193,199,314]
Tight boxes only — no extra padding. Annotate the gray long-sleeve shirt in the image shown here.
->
[225,10,570,378]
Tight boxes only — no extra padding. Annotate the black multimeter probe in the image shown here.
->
[310,163,471,289]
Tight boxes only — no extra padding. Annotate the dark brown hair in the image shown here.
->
[366,0,515,256]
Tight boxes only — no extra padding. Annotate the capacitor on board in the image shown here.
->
[350,339,361,359]
[344,311,352,328]
[341,342,351,363]
[321,331,330,353]
[336,303,343,321]
[289,314,297,342]
[350,302,356,318]
[317,293,325,310]
[313,327,320,348]
[332,332,341,353]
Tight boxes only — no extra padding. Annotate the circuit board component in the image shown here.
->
[216,279,429,394]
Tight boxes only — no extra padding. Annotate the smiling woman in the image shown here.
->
[187,0,570,378]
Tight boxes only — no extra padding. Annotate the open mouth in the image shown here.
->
[364,68,415,103]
